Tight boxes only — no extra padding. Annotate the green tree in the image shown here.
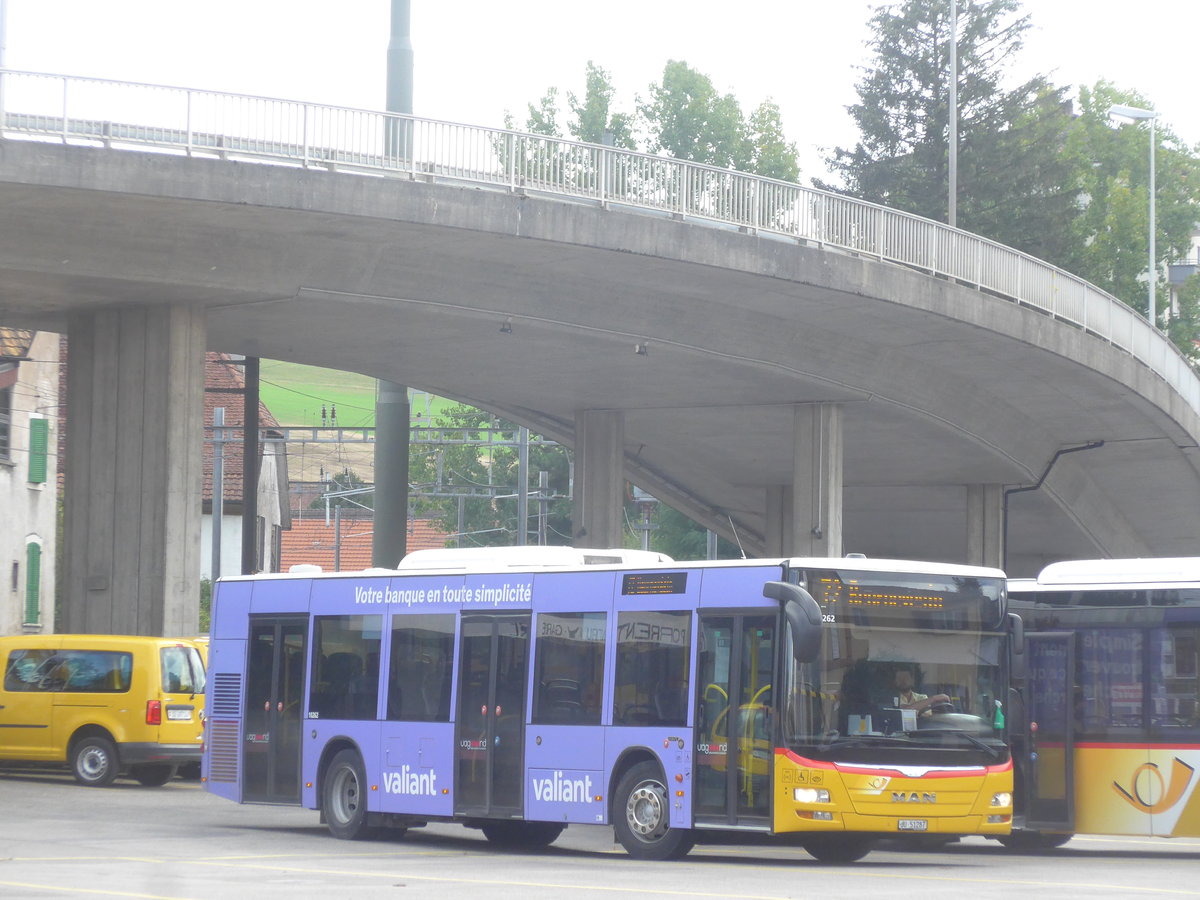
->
[309,469,373,511]
[821,0,1078,261]
[567,61,637,149]
[1064,82,1200,335]
[409,405,573,547]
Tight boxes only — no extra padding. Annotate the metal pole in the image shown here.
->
[334,505,342,572]
[538,470,548,545]
[211,408,224,581]
[948,0,957,228]
[241,357,260,574]
[517,426,529,545]
[1148,116,1157,328]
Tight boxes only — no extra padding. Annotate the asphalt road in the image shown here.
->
[1,765,1198,900]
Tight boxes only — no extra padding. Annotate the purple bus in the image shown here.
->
[202,548,1015,861]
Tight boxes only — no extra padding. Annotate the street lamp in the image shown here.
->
[1109,103,1159,328]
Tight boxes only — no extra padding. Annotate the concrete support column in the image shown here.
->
[573,409,624,548]
[966,483,1004,569]
[790,403,843,557]
[372,380,410,568]
[63,306,205,636]
[764,485,793,557]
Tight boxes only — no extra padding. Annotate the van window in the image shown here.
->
[161,646,205,694]
[8,650,133,693]
[4,648,55,691]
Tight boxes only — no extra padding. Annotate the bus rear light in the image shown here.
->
[146,700,162,725]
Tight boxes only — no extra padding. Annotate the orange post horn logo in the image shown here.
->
[1112,758,1195,814]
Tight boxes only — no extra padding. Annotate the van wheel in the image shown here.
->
[324,749,376,840]
[71,735,119,787]
[130,764,176,787]
[613,761,694,860]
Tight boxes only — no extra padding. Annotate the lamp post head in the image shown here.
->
[1108,103,1157,122]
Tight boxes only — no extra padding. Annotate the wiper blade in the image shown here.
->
[907,729,1003,758]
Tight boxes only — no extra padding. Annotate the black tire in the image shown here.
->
[177,761,201,781]
[130,764,176,787]
[71,735,119,787]
[997,830,1073,851]
[323,749,377,840]
[612,761,694,860]
[802,834,875,863]
[481,821,565,849]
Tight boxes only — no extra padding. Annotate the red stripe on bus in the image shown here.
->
[776,747,1011,776]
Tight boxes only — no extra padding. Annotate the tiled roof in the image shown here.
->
[280,515,447,572]
[0,327,34,359]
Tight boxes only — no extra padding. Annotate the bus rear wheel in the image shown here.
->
[613,761,694,860]
[481,821,565,849]
[324,749,377,840]
[997,830,1073,851]
[802,834,875,863]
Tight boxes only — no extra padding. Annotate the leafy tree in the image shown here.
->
[1064,82,1200,334]
[624,498,739,560]
[309,469,373,511]
[567,62,637,149]
[409,405,573,547]
[820,0,1079,261]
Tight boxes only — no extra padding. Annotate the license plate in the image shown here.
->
[898,819,928,832]
[167,708,192,721]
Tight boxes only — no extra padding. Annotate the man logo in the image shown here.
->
[892,792,936,803]
[1113,757,1195,814]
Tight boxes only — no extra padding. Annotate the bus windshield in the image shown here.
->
[782,567,1009,762]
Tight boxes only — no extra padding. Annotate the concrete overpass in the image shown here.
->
[2,71,1199,633]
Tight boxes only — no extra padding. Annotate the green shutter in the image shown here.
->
[24,542,41,625]
[28,417,48,484]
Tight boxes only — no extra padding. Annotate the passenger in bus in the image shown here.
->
[893,667,949,716]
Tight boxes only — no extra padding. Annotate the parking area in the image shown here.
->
[2,766,1199,900]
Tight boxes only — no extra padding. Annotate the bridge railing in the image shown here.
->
[2,69,1194,412]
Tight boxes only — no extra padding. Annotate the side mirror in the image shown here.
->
[764,581,822,663]
[1008,612,1025,656]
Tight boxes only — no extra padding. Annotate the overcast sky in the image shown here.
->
[2,0,1194,181]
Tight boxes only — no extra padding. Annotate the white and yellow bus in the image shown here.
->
[1007,558,1200,848]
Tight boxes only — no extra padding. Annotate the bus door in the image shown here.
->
[694,612,776,827]
[1023,632,1075,832]
[242,616,307,804]
[454,613,531,818]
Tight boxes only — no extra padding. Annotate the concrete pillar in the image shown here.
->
[789,404,843,557]
[764,485,793,557]
[966,483,1004,569]
[63,306,205,636]
[372,380,410,568]
[573,409,624,548]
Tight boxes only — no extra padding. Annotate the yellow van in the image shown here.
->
[0,634,206,786]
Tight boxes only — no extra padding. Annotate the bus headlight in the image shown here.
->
[794,788,830,804]
[991,792,1012,807]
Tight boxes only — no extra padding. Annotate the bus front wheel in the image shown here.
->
[802,834,875,863]
[324,749,377,840]
[613,761,695,860]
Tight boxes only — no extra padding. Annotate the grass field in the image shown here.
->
[258,360,456,427]
[257,360,462,482]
